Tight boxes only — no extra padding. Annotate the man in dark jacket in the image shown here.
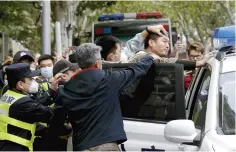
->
[49,43,159,151]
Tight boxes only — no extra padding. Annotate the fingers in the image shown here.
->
[148,25,168,36]
[157,31,164,37]
[160,27,168,35]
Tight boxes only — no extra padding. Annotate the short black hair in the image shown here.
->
[96,35,121,60]
[38,54,54,65]
[144,33,162,49]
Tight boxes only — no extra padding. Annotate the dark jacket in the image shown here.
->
[49,56,155,151]
[0,90,53,151]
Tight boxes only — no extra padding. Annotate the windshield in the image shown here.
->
[219,71,235,135]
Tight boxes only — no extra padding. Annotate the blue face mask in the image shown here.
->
[41,67,53,78]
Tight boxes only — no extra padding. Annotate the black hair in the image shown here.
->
[19,56,34,63]
[95,35,121,60]
[38,54,54,65]
[144,33,162,49]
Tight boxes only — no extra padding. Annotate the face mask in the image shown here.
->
[28,80,39,94]
[41,67,53,78]
[30,68,36,71]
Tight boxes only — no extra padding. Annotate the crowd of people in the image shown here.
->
[0,25,214,151]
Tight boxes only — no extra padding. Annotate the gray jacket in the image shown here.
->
[123,33,144,58]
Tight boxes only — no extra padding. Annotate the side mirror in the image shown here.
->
[164,120,198,143]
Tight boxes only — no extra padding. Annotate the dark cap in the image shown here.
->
[6,63,39,88]
[13,50,34,63]
[53,59,78,76]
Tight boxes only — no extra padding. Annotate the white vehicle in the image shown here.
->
[100,46,235,152]
[165,46,236,151]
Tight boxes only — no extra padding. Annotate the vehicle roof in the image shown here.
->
[214,25,236,38]
[221,54,236,73]
[94,19,170,26]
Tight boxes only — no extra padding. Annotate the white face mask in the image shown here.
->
[28,80,39,94]
[41,67,53,78]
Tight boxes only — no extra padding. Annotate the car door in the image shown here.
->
[182,67,212,151]
[103,63,186,151]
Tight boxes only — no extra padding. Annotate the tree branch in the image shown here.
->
[218,1,235,24]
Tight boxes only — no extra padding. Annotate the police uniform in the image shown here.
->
[0,63,53,151]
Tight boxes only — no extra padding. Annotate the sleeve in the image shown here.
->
[0,64,3,70]
[15,97,54,123]
[47,104,71,137]
[122,33,144,58]
[111,55,155,91]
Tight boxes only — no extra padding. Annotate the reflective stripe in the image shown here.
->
[0,90,36,151]
[50,103,55,108]
[41,82,49,91]
[0,132,33,151]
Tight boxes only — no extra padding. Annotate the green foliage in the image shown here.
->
[82,1,235,43]
[76,1,116,16]
[0,1,41,52]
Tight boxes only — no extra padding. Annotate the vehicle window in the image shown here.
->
[120,65,179,122]
[219,71,235,135]
[103,63,185,123]
[192,70,211,129]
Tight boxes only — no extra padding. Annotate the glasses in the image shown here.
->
[189,55,203,61]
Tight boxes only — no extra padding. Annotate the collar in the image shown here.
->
[71,67,98,79]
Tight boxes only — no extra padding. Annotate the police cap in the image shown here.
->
[6,63,39,87]
[13,50,34,63]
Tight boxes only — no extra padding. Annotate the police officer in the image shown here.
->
[0,50,41,96]
[0,63,53,151]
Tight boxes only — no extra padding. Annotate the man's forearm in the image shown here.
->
[175,60,196,70]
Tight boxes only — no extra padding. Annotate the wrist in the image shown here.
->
[145,27,152,34]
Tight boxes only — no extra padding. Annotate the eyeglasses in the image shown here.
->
[189,55,203,60]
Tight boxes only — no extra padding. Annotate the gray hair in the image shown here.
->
[75,43,102,69]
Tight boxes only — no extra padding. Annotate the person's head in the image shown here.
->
[38,54,54,79]
[13,50,34,64]
[53,59,79,82]
[144,33,170,57]
[96,35,121,61]
[75,43,102,70]
[187,41,204,61]
[6,63,39,94]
